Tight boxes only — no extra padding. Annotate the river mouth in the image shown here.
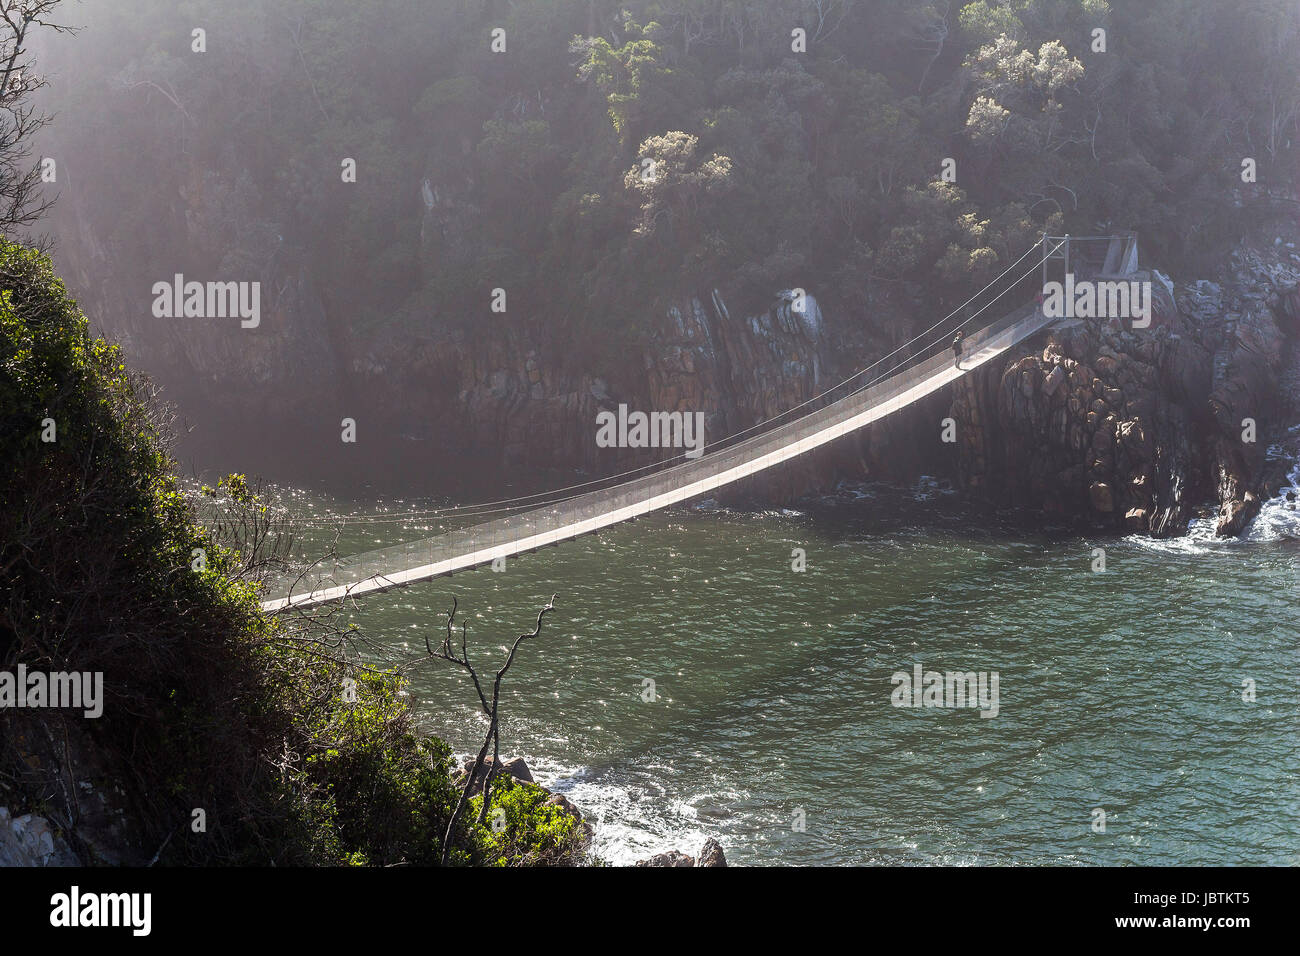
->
[255,474,1300,866]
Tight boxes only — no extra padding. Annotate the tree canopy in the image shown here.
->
[35,0,1300,363]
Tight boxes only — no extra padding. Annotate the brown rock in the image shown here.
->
[456,755,534,795]
[1116,420,1146,447]
[634,838,728,867]
[1216,492,1262,537]
[636,850,695,867]
[697,839,728,867]
[544,792,580,819]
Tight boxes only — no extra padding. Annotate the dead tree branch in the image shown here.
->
[428,594,556,865]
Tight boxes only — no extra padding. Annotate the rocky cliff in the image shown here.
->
[49,166,1300,535]
[352,287,840,478]
[948,240,1300,536]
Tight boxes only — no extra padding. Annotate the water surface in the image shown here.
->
[260,467,1300,866]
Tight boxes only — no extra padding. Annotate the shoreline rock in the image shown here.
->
[635,838,728,868]
[949,237,1300,537]
[453,755,535,796]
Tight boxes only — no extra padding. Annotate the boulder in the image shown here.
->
[1216,491,1261,537]
[697,839,728,867]
[636,850,695,867]
[634,838,728,867]
[544,793,594,842]
[455,755,535,795]
[544,792,581,821]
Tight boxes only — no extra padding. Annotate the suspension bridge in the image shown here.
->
[262,234,1136,612]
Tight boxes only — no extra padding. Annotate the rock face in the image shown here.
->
[51,165,343,433]
[354,288,840,482]
[635,838,729,867]
[46,153,946,502]
[48,156,1300,535]
[59,168,867,494]
[0,808,80,867]
[3,717,143,866]
[949,241,1300,536]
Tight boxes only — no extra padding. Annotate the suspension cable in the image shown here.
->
[279,240,1057,527]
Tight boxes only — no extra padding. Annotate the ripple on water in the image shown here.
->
[256,472,1300,865]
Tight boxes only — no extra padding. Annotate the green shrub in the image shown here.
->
[0,237,586,866]
[473,776,587,867]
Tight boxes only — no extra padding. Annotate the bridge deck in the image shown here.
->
[263,302,1056,611]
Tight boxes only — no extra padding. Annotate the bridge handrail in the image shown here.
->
[265,298,1047,609]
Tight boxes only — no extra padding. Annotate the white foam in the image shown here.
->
[1245,451,1300,543]
[513,755,718,866]
[1125,429,1300,552]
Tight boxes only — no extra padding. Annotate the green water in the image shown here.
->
[268,476,1300,866]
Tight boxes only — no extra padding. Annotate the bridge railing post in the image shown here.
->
[1042,231,1049,291]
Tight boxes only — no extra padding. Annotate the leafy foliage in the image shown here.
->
[0,238,582,866]
[473,776,584,867]
[38,0,1299,367]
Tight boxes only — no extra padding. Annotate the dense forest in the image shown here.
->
[37,0,1299,372]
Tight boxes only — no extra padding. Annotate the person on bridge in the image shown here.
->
[952,329,965,369]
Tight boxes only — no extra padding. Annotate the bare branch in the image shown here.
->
[430,594,557,865]
[0,0,72,233]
